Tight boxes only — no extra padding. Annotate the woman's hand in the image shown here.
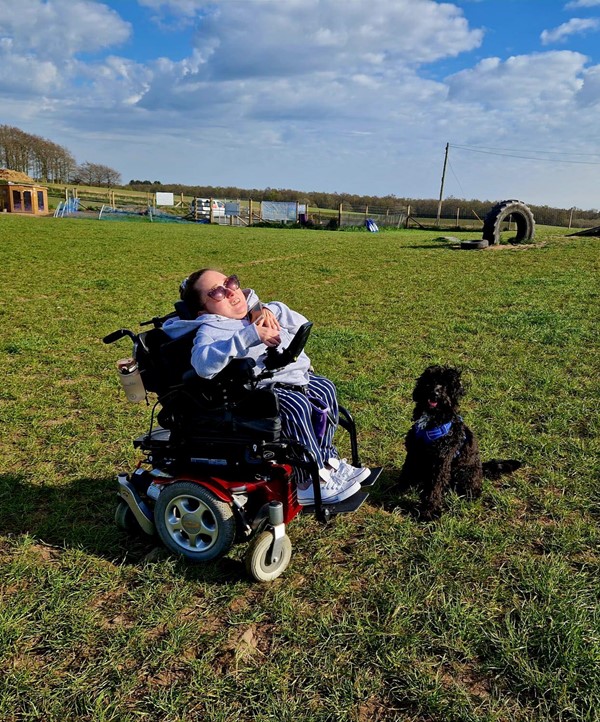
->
[249,306,280,330]
[254,314,281,347]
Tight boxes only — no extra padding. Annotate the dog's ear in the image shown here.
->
[413,366,436,401]
[412,374,424,402]
[446,367,465,398]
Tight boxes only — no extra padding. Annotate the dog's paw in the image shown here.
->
[419,506,441,522]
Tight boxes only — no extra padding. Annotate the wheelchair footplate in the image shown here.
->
[358,466,382,488]
[301,489,370,516]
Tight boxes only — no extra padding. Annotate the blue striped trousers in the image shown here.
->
[272,374,339,487]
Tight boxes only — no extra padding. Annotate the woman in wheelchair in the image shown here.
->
[163,268,369,505]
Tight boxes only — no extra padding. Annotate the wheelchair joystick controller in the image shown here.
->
[262,321,313,371]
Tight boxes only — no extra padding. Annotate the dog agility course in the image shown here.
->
[1,214,598,721]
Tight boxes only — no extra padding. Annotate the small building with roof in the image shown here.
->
[0,169,49,215]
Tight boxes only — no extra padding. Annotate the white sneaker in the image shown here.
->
[332,459,370,485]
[326,457,341,471]
[296,467,361,506]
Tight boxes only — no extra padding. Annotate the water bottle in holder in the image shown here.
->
[117,358,146,403]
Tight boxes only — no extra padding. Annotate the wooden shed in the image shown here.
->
[0,169,49,215]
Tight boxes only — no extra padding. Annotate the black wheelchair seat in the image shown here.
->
[136,327,282,442]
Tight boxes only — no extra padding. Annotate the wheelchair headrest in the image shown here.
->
[174,299,194,320]
[136,327,197,393]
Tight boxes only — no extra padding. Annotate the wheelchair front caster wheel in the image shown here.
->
[115,499,141,534]
[245,530,292,582]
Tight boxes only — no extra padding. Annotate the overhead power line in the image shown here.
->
[449,144,600,166]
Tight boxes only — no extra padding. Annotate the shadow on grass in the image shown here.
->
[368,467,423,519]
[0,473,248,584]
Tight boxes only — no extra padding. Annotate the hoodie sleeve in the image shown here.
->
[243,288,263,316]
[191,322,262,379]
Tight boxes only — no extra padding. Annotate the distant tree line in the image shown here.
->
[0,125,121,186]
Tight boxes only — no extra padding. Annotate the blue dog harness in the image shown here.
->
[414,418,466,459]
[414,420,453,443]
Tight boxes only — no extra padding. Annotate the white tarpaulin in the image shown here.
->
[261,201,297,222]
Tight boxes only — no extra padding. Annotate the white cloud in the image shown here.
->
[541,17,600,45]
[0,0,130,98]
[565,0,600,8]
[447,51,587,108]
[578,62,600,104]
[188,0,483,81]
[442,50,600,173]
[137,0,209,17]
[0,0,130,59]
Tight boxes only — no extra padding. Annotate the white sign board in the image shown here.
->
[261,201,297,222]
[155,192,174,206]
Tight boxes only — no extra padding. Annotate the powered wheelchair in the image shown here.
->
[103,300,381,582]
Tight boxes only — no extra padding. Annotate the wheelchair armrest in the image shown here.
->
[182,358,257,388]
[182,369,198,385]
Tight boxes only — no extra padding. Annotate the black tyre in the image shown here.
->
[482,200,535,245]
[461,239,489,250]
[115,499,141,533]
[245,530,292,582]
[154,481,236,563]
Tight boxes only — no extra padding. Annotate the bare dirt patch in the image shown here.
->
[486,242,547,251]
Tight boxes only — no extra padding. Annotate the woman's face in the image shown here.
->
[194,270,248,319]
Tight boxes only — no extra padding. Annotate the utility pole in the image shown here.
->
[436,142,449,227]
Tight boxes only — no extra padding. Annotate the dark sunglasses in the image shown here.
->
[206,274,240,301]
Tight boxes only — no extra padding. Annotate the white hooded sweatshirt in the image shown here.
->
[162,289,312,387]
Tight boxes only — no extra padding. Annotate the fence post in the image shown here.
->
[338,203,342,227]
[456,207,460,228]
[249,199,253,226]
[406,205,411,229]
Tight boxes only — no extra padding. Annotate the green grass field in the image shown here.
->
[1,215,598,721]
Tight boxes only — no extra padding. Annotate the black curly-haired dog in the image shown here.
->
[399,365,521,520]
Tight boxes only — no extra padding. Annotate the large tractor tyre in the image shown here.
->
[482,200,535,245]
[154,482,236,563]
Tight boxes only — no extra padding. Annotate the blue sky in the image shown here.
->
[1,0,600,209]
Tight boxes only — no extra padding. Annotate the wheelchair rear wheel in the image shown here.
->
[154,481,236,562]
[245,530,292,582]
